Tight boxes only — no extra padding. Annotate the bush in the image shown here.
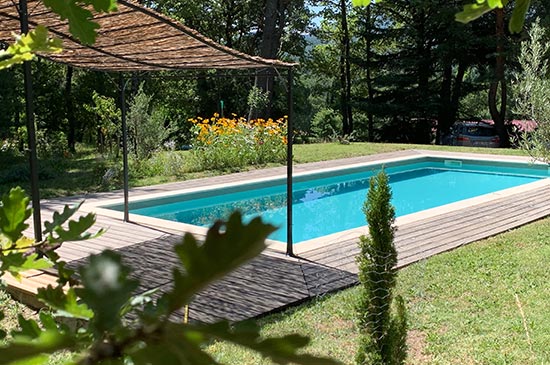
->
[36,129,68,159]
[127,85,171,160]
[1,127,68,159]
[189,114,287,170]
[130,151,191,179]
[311,107,342,140]
[84,91,121,156]
[512,19,550,162]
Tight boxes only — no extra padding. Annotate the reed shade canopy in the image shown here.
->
[0,0,296,71]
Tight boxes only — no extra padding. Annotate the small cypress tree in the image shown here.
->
[356,170,407,365]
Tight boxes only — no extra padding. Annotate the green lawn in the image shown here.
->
[206,218,550,364]
[4,219,548,364]
[293,142,527,163]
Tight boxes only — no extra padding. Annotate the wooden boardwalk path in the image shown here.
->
[7,150,550,323]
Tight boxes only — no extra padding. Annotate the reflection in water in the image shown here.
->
[135,167,539,243]
[156,169,445,235]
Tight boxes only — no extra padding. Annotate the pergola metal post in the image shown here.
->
[19,0,42,242]
[286,68,294,256]
[119,75,130,222]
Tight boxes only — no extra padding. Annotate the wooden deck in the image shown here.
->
[7,150,550,323]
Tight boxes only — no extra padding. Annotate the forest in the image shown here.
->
[1,0,550,161]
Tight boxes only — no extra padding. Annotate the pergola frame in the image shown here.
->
[3,0,297,255]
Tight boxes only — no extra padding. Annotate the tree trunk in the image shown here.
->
[450,61,466,123]
[365,5,374,142]
[489,8,508,147]
[249,0,288,120]
[224,0,235,48]
[339,0,353,136]
[65,65,76,153]
[416,11,430,117]
[437,61,452,144]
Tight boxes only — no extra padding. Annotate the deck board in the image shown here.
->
[7,150,550,323]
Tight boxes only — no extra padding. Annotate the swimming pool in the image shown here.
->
[103,156,549,244]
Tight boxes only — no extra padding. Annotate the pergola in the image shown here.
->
[0,0,298,255]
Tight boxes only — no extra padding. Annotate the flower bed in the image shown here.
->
[189,114,287,170]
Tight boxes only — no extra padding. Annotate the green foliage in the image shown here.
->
[84,91,122,156]
[43,202,105,245]
[456,0,529,33]
[2,127,68,160]
[0,26,62,70]
[352,0,531,34]
[356,171,407,365]
[0,0,118,69]
[0,188,31,243]
[42,0,117,45]
[0,187,101,281]
[35,130,68,159]
[37,287,94,320]
[351,0,371,5]
[167,214,276,311]
[127,84,171,160]
[247,86,270,112]
[0,189,339,364]
[311,108,342,140]
[512,19,550,163]
[76,251,138,333]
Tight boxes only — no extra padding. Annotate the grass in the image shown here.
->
[205,217,550,364]
[292,142,527,164]
[0,142,530,198]
[0,145,112,198]
[5,223,547,364]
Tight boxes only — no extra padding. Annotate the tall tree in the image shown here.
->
[353,0,441,141]
[311,0,354,136]
[353,2,388,141]
[339,0,353,135]
[0,67,22,137]
[250,0,290,119]
[250,0,310,119]
[488,8,509,147]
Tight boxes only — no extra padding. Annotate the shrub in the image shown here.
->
[127,85,171,160]
[512,19,550,162]
[36,129,68,159]
[189,114,287,170]
[84,91,121,156]
[311,107,342,140]
[356,171,407,365]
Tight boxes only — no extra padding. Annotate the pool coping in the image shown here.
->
[82,149,550,256]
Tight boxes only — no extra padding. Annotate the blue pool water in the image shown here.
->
[116,158,547,243]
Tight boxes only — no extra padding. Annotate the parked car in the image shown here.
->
[449,121,500,148]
